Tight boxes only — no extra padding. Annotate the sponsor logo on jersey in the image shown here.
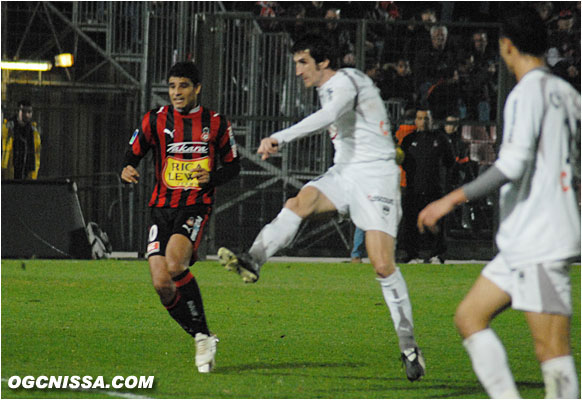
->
[162,156,210,190]
[164,128,175,139]
[167,142,209,154]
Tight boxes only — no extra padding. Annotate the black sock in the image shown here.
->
[164,269,209,337]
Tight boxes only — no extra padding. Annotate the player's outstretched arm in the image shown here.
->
[257,137,279,160]
[418,188,467,233]
[121,165,140,184]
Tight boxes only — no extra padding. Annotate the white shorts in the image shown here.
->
[482,254,572,315]
[304,162,401,237]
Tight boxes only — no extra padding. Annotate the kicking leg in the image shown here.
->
[367,230,425,381]
[219,186,336,282]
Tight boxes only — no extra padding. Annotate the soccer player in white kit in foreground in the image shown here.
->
[218,34,425,382]
[418,7,580,399]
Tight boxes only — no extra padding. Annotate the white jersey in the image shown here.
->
[494,68,580,264]
[271,68,397,170]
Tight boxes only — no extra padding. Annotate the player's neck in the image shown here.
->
[514,56,546,82]
[317,69,337,87]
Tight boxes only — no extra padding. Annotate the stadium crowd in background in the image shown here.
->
[1,99,41,180]
[230,1,580,121]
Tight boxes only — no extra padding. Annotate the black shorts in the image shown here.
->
[146,205,212,265]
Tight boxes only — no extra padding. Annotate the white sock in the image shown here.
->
[248,208,302,266]
[541,355,579,399]
[377,268,417,351]
[463,329,521,399]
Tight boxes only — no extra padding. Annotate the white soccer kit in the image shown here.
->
[271,68,401,235]
[483,68,581,314]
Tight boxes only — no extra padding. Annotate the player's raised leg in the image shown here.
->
[367,230,425,381]
[218,186,336,283]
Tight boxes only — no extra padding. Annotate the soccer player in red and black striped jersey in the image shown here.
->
[121,62,240,373]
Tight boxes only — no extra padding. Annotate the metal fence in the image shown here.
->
[2,3,518,259]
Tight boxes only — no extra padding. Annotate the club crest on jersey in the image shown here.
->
[167,141,209,154]
[201,127,210,142]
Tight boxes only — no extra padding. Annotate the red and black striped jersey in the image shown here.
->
[124,105,239,208]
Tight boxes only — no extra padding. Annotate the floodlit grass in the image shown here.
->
[1,259,580,399]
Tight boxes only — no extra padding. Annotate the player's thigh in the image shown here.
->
[365,230,396,277]
[285,186,337,218]
[455,273,511,337]
[148,255,172,290]
[525,312,571,361]
[165,233,193,275]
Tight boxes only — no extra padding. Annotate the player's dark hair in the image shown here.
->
[167,62,200,85]
[291,34,339,70]
[500,7,548,57]
[18,99,31,108]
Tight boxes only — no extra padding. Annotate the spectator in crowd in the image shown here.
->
[455,51,492,121]
[400,108,454,263]
[418,8,580,397]
[1,99,41,180]
[253,1,285,32]
[304,1,325,19]
[415,25,459,119]
[366,1,402,63]
[467,30,498,120]
[120,62,241,374]
[285,3,306,42]
[443,114,477,230]
[547,9,580,91]
[218,34,426,382]
[322,7,356,67]
[402,7,438,59]
[377,57,416,107]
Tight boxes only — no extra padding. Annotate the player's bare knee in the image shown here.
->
[532,337,570,362]
[165,257,187,277]
[152,279,175,304]
[454,302,484,338]
[284,197,311,218]
[374,262,396,278]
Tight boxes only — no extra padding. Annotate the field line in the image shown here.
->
[1,378,153,399]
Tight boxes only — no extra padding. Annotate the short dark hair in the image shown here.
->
[291,34,339,70]
[167,62,200,85]
[18,99,32,108]
[500,7,548,57]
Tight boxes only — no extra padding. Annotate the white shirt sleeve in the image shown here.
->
[494,86,543,181]
[270,76,356,146]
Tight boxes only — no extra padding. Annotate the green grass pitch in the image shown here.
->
[1,259,580,399]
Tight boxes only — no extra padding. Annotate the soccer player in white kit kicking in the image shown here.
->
[218,34,425,381]
[418,7,580,398]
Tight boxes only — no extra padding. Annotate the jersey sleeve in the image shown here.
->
[270,76,357,146]
[494,87,542,181]
[209,116,240,187]
[123,112,153,168]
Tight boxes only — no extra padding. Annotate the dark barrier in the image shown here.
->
[1,180,92,259]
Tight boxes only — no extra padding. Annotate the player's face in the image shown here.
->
[168,77,201,111]
[294,50,326,88]
[415,110,432,131]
